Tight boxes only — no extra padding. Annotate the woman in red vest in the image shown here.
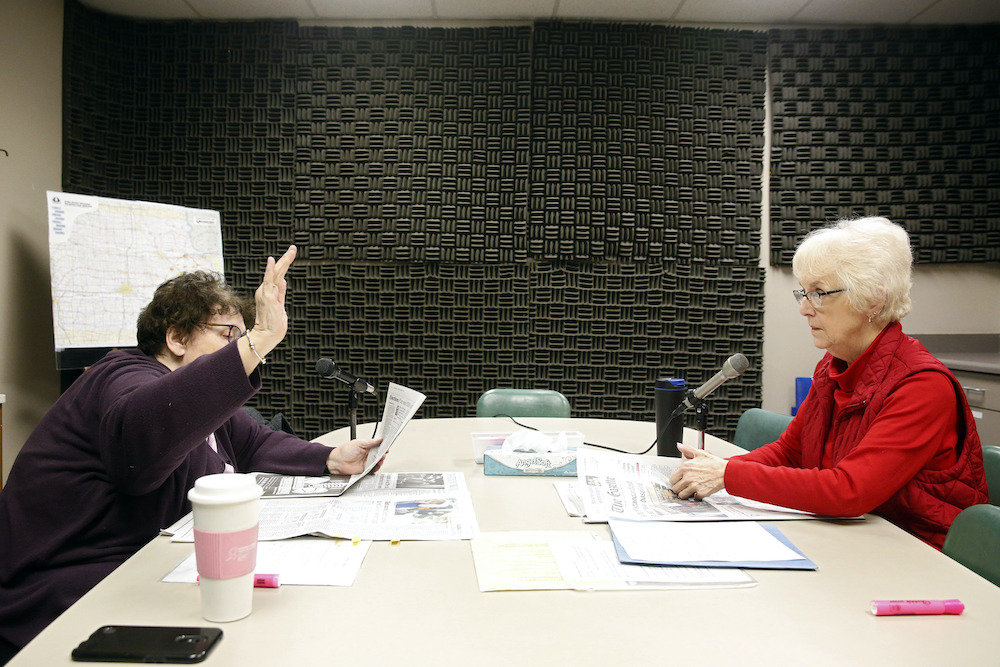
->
[670,216,988,549]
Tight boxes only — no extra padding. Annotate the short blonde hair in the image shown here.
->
[792,216,912,324]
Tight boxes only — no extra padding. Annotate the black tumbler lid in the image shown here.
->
[654,378,685,390]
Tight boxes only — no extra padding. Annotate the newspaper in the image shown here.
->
[167,472,479,542]
[252,382,426,498]
[576,448,859,523]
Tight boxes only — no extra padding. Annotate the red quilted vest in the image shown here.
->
[799,322,988,549]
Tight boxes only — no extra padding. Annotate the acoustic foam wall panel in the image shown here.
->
[62,3,768,440]
[530,260,764,438]
[282,261,533,435]
[530,22,767,262]
[294,25,534,265]
[769,26,1000,266]
[63,4,299,287]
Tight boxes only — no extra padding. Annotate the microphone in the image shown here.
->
[315,358,376,395]
[670,353,750,418]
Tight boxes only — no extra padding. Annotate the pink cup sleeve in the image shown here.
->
[193,524,259,580]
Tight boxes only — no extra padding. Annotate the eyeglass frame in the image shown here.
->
[197,322,246,343]
[792,288,846,308]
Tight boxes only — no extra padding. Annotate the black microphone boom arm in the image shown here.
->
[315,358,376,395]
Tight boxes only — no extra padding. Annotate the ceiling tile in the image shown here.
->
[309,0,435,20]
[77,0,1000,23]
[188,0,316,19]
[556,0,685,21]
[435,0,556,20]
[673,0,808,24]
[79,0,199,19]
[796,0,938,24]
[911,0,1000,23]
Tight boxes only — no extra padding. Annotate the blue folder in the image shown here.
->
[611,521,818,570]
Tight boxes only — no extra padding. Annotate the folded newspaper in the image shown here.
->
[165,471,480,542]
[253,381,425,498]
[576,449,864,523]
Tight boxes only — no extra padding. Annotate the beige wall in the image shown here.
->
[761,264,1000,416]
[1,4,997,482]
[0,0,64,484]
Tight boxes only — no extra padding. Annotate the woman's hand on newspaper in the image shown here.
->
[327,437,383,475]
[669,445,727,500]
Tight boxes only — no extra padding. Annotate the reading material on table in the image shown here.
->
[163,472,479,542]
[251,382,427,498]
[609,519,817,570]
[576,449,860,523]
[162,537,371,586]
[252,382,425,498]
[470,531,756,592]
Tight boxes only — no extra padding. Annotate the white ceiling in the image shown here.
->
[77,0,1000,25]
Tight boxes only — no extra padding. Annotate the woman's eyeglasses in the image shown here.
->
[198,322,246,342]
[792,288,846,308]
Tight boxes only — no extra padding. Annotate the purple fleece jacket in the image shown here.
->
[0,343,332,647]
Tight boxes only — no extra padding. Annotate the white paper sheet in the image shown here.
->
[609,519,804,563]
[162,537,371,586]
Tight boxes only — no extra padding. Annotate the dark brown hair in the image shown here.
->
[136,271,254,356]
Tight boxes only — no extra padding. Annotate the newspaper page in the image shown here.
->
[169,472,478,542]
[576,449,858,523]
[368,382,426,477]
[251,382,426,498]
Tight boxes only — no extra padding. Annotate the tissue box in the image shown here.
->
[471,431,585,463]
[484,449,579,477]
[471,432,516,464]
[478,430,584,476]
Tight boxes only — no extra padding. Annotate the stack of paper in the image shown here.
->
[470,531,757,592]
[609,519,817,570]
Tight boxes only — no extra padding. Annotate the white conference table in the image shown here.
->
[11,417,1000,666]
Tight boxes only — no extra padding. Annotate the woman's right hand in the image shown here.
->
[240,245,297,372]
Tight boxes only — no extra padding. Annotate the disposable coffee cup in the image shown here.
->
[188,473,263,622]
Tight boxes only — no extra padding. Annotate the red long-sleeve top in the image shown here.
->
[725,333,959,520]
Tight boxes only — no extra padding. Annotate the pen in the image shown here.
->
[870,599,964,616]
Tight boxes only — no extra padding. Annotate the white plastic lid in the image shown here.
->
[187,473,263,505]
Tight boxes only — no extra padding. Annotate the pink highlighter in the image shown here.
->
[870,599,964,616]
[196,573,279,588]
[253,573,280,588]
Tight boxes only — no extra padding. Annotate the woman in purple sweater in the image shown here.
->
[0,246,380,661]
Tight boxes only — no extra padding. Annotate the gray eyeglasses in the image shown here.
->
[198,322,246,342]
[792,288,846,308]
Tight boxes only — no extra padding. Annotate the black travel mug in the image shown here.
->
[654,378,686,458]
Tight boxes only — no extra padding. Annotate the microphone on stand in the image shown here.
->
[315,358,376,395]
[670,353,750,419]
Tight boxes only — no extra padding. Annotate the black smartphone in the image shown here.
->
[71,625,223,663]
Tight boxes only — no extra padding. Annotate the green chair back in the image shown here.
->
[733,408,793,451]
[943,504,1000,587]
[982,445,1000,506]
[476,388,571,418]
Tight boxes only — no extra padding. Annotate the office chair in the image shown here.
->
[732,408,794,451]
[982,445,1000,506]
[943,504,1000,587]
[476,388,571,418]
